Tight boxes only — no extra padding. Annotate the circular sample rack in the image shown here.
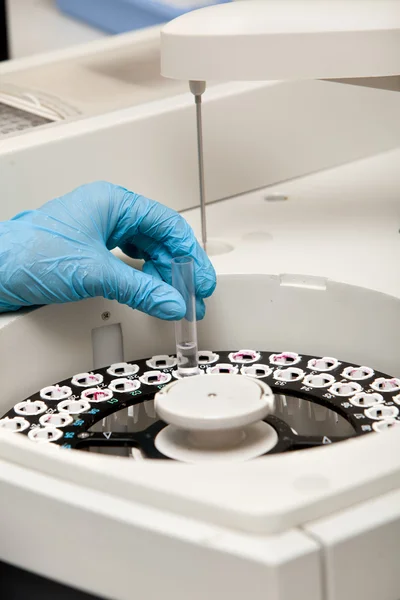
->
[1,350,399,460]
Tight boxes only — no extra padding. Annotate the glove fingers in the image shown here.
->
[0,255,186,321]
[142,261,206,320]
[101,256,186,320]
[120,240,208,319]
[132,232,216,300]
[108,190,216,298]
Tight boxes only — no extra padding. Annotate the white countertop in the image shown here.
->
[183,147,400,299]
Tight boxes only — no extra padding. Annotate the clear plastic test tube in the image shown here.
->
[172,256,200,377]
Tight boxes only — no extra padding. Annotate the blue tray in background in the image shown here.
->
[56,0,231,34]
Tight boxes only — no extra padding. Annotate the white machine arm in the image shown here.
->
[161,0,400,81]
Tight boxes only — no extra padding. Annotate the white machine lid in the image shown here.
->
[161,0,400,80]
[164,0,400,34]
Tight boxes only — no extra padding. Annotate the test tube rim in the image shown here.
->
[172,256,194,266]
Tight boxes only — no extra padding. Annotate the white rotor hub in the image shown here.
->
[154,374,276,463]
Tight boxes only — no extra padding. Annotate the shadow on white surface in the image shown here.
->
[6,0,107,58]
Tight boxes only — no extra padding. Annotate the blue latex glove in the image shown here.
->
[0,182,216,320]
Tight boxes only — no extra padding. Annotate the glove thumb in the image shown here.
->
[92,255,186,320]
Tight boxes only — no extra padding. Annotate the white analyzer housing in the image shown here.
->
[0,1,400,599]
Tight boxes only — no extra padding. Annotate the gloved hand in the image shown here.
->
[0,182,216,320]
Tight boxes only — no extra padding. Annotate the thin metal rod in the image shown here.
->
[194,94,207,253]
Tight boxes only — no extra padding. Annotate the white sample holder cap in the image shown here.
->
[154,374,277,462]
